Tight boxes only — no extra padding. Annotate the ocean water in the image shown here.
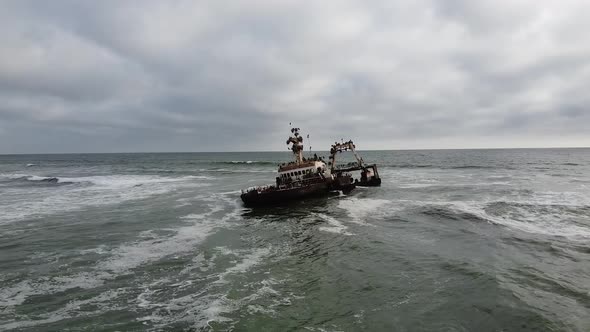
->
[0,149,589,331]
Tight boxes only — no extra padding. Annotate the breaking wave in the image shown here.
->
[225,161,277,165]
[416,200,590,240]
[387,164,433,168]
[383,164,511,170]
[1,173,211,187]
[419,205,491,224]
[3,174,74,185]
[449,165,499,170]
[338,197,392,224]
[314,213,353,235]
[0,174,212,224]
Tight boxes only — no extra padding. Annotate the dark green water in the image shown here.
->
[1,149,589,331]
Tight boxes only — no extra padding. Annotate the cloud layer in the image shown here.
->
[1,0,589,153]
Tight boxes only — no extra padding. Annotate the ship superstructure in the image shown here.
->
[329,140,381,187]
[240,128,378,206]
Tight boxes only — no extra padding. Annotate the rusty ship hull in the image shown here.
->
[241,182,329,206]
[241,176,354,206]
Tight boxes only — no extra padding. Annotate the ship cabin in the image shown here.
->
[277,161,327,184]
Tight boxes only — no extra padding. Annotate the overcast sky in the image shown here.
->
[1,0,589,153]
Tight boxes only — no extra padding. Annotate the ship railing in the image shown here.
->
[242,176,325,194]
[278,177,325,190]
[241,185,274,194]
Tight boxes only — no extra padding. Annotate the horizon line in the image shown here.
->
[1,146,589,155]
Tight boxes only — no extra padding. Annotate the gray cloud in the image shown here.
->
[0,0,589,153]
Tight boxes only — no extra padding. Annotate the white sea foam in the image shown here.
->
[231,160,254,164]
[1,173,30,179]
[315,213,353,235]
[2,206,273,331]
[304,327,345,332]
[396,181,510,189]
[98,207,225,274]
[215,247,271,284]
[1,173,211,186]
[0,198,236,310]
[98,192,240,277]
[202,168,273,173]
[396,183,439,188]
[338,198,391,224]
[487,206,590,240]
[0,174,211,224]
[0,272,109,307]
[0,288,124,330]
[443,199,590,240]
[56,174,210,186]
[136,247,275,330]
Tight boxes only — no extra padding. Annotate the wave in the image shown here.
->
[199,168,273,174]
[314,213,353,235]
[136,246,277,330]
[3,174,76,185]
[449,165,498,170]
[383,164,507,170]
[387,164,433,169]
[224,160,277,165]
[1,173,211,187]
[0,196,241,305]
[0,174,213,224]
[510,266,590,304]
[184,160,277,165]
[407,194,590,241]
[0,197,265,331]
[419,205,491,224]
[338,198,392,224]
[420,200,590,240]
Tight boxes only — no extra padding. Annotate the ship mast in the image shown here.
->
[329,140,364,172]
[286,127,304,164]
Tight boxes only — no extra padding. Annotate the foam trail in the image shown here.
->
[447,200,590,240]
[0,289,123,330]
[315,213,353,235]
[98,201,226,274]
[136,246,274,330]
[338,198,391,224]
[0,198,234,310]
